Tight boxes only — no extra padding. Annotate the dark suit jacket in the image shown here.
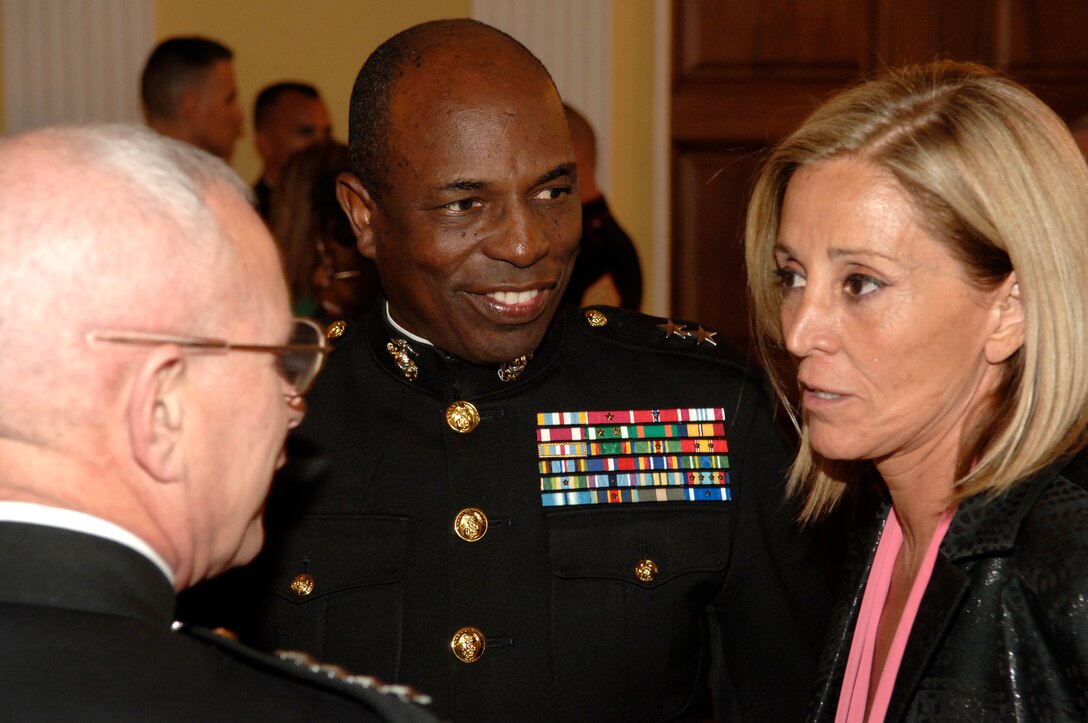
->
[808,453,1088,722]
[182,305,828,722]
[0,521,436,722]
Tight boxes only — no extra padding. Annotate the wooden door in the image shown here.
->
[671,0,1088,354]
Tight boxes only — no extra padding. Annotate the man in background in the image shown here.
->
[0,124,433,722]
[141,36,244,162]
[252,82,333,220]
[561,103,643,309]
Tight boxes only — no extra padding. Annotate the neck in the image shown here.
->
[0,439,185,589]
[876,437,958,561]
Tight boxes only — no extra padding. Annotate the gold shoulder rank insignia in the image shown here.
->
[275,649,433,705]
[657,319,689,339]
[694,326,718,346]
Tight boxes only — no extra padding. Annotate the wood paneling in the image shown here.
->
[671,0,1088,354]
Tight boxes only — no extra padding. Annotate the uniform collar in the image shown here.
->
[0,521,176,627]
[0,501,174,584]
[366,303,569,400]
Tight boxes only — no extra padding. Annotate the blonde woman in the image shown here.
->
[746,61,1088,721]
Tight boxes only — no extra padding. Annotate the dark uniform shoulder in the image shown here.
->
[181,624,437,722]
[570,305,753,371]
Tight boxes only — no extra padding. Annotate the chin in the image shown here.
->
[807,429,863,463]
[462,336,543,365]
[224,523,265,573]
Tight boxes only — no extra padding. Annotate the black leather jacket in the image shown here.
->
[809,453,1088,722]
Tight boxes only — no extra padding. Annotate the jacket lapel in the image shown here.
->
[809,509,887,722]
[883,554,968,722]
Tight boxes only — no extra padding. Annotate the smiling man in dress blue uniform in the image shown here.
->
[181,19,828,721]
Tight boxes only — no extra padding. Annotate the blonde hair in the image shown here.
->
[745,61,1088,521]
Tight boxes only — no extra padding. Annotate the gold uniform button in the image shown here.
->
[584,309,608,327]
[290,573,316,597]
[445,400,480,433]
[634,559,658,583]
[450,626,486,663]
[326,320,347,339]
[454,507,489,542]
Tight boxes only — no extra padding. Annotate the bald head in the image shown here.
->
[563,104,600,203]
[0,125,253,409]
[0,126,242,459]
[0,124,301,588]
[336,19,580,364]
[347,19,556,200]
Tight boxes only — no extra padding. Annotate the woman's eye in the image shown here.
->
[773,267,805,289]
[843,274,884,296]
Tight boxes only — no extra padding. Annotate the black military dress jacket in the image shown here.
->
[808,453,1088,722]
[0,522,436,722]
[186,305,828,722]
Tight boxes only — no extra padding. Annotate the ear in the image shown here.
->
[178,89,201,122]
[255,129,273,163]
[128,346,187,483]
[336,172,379,260]
[984,272,1025,364]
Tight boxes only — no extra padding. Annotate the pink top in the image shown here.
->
[834,507,956,723]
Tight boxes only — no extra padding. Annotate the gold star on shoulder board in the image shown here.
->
[694,326,718,346]
[657,319,690,339]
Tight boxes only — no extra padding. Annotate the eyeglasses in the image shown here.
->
[86,317,328,397]
[316,237,362,283]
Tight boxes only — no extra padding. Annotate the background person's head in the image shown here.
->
[745,61,1088,520]
[141,36,244,161]
[336,19,582,364]
[254,82,332,188]
[563,103,600,204]
[0,124,306,589]
[271,140,380,319]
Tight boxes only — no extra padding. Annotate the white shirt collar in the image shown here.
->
[0,501,174,585]
[384,300,434,347]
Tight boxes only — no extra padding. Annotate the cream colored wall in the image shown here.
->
[611,0,657,310]
[0,7,6,135]
[154,0,471,183]
[153,2,659,290]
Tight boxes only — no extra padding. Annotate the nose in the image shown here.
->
[312,262,330,290]
[485,203,549,268]
[782,288,836,358]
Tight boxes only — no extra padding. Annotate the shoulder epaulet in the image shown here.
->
[178,624,435,720]
[576,305,749,366]
[578,304,757,369]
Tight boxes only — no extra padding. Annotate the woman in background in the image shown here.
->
[270,140,380,321]
[746,61,1088,721]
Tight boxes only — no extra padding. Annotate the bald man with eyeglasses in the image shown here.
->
[0,124,435,722]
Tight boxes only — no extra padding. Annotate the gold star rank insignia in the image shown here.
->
[694,326,718,346]
[657,319,689,339]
